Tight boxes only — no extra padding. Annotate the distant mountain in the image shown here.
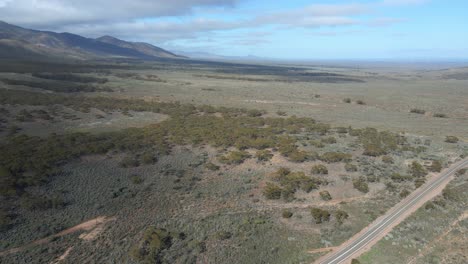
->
[175,50,266,62]
[0,21,185,60]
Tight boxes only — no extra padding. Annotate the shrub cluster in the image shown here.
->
[263,168,324,201]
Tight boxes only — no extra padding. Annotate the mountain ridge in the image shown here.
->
[0,21,185,60]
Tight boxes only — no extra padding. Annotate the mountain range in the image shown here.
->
[0,21,185,60]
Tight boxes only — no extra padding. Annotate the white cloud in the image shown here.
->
[0,0,238,27]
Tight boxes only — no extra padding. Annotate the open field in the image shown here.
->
[0,59,467,264]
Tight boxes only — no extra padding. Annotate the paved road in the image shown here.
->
[318,158,468,264]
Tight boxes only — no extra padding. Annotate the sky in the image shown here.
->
[0,0,467,60]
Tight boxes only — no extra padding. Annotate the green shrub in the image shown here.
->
[445,136,459,143]
[429,160,442,172]
[351,259,361,264]
[247,109,264,117]
[382,155,394,164]
[400,189,411,198]
[336,127,348,134]
[433,113,447,118]
[311,164,328,175]
[215,231,232,240]
[414,178,426,188]
[456,168,466,176]
[353,177,369,193]
[282,209,293,218]
[310,208,331,224]
[263,183,283,199]
[319,190,332,201]
[205,162,220,171]
[321,137,337,144]
[219,150,251,165]
[288,150,312,162]
[320,152,352,163]
[410,108,425,114]
[356,100,366,105]
[310,140,325,148]
[0,210,11,231]
[130,227,173,263]
[343,98,351,103]
[130,175,144,184]
[409,161,427,178]
[141,152,157,165]
[390,173,412,182]
[276,110,287,116]
[344,163,358,172]
[120,156,140,168]
[335,210,349,224]
[255,149,273,161]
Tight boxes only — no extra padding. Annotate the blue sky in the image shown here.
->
[1,0,467,59]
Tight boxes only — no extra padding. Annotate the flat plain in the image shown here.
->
[0,59,466,264]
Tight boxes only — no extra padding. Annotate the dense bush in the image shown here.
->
[445,136,459,143]
[266,168,324,201]
[409,161,427,178]
[356,100,366,105]
[399,189,410,198]
[319,190,332,201]
[358,128,405,157]
[382,155,394,164]
[255,150,273,161]
[320,152,352,163]
[321,137,337,144]
[205,162,220,171]
[130,227,173,263]
[353,177,369,193]
[310,208,331,224]
[219,151,251,165]
[428,160,442,172]
[282,209,293,218]
[410,108,426,114]
[390,173,412,182]
[335,210,349,224]
[344,163,358,172]
[120,156,140,168]
[263,183,282,199]
[433,113,447,118]
[343,98,351,103]
[311,164,328,175]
